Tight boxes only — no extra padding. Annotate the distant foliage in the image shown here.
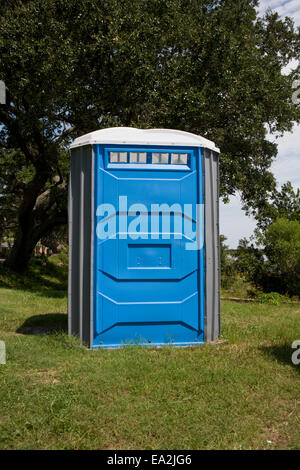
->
[256,292,291,305]
[251,182,300,231]
[40,226,68,254]
[220,235,236,289]
[234,179,300,298]
[261,218,300,296]
[235,238,264,280]
[235,218,300,297]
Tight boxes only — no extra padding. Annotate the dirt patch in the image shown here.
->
[17,367,63,385]
[0,331,24,337]
[226,342,253,352]
[33,368,61,385]
[258,398,299,449]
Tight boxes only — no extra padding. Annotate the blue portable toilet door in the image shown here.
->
[93,145,204,347]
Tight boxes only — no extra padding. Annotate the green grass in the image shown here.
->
[0,251,68,292]
[0,261,299,449]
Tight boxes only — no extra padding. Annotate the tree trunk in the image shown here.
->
[5,209,67,272]
[5,228,41,273]
[5,170,68,272]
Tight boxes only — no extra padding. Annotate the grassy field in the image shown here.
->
[0,259,299,449]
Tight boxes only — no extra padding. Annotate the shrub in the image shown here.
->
[220,235,236,289]
[262,218,300,296]
[257,292,290,305]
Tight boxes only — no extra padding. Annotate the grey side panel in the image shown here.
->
[68,145,94,347]
[204,149,221,341]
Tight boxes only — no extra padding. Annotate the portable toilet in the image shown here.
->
[68,127,220,348]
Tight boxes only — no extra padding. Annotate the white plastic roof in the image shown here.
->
[70,127,220,152]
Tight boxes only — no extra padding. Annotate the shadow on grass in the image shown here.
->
[260,343,300,374]
[37,290,67,298]
[16,313,68,335]
[0,257,68,298]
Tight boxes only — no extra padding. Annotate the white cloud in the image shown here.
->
[271,126,300,187]
[258,0,300,24]
[220,197,257,247]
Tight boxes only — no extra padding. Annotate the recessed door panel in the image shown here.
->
[93,145,204,347]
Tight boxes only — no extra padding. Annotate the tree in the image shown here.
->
[251,182,300,232]
[220,235,235,289]
[0,0,299,271]
[143,0,300,209]
[0,0,169,270]
[235,237,264,282]
[261,218,300,296]
[235,182,300,296]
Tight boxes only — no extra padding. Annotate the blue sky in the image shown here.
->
[220,0,300,247]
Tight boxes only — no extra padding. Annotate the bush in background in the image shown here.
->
[234,218,300,297]
[220,235,236,290]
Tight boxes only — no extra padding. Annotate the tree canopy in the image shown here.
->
[0,0,299,270]
[252,181,300,232]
